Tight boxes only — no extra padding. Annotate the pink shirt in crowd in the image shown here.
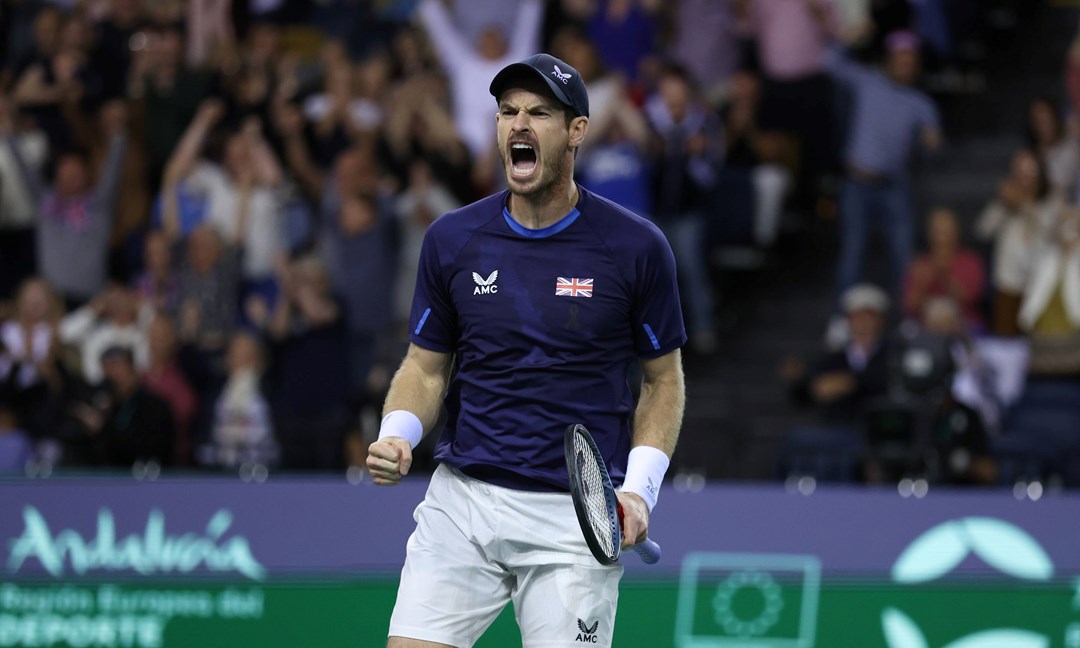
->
[740,0,841,81]
[903,251,988,329]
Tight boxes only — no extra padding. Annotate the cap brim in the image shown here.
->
[489,63,577,115]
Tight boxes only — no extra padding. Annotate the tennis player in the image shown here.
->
[367,52,687,648]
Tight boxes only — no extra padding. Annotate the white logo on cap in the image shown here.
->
[552,65,572,84]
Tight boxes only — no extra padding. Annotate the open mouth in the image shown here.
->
[510,142,537,177]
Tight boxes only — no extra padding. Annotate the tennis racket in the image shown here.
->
[565,423,662,565]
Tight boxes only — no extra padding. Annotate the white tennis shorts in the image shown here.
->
[388,463,623,647]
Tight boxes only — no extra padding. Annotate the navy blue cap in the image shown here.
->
[489,53,590,118]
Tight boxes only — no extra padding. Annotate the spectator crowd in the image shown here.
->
[0,0,1067,486]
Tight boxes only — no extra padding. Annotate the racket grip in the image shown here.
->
[632,538,661,564]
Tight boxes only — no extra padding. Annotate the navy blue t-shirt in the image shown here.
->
[409,186,686,491]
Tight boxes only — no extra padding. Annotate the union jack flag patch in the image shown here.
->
[555,277,593,297]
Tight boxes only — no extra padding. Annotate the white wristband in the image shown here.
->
[620,446,670,513]
[378,410,423,449]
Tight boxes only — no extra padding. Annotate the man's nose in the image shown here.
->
[510,110,530,132]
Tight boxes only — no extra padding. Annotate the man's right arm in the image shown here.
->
[366,343,453,485]
[418,0,470,67]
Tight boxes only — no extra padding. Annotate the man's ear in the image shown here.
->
[569,115,589,150]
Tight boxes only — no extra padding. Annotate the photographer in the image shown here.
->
[781,284,892,481]
[790,284,892,425]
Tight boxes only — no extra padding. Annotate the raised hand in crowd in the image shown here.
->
[100,99,128,138]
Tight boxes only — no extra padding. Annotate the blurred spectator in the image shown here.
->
[388,23,439,82]
[301,48,391,154]
[583,0,659,85]
[133,230,181,316]
[380,74,474,203]
[646,62,723,353]
[8,6,83,151]
[58,282,150,386]
[976,149,1060,336]
[68,345,174,467]
[143,315,196,466]
[204,331,276,469]
[156,98,221,238]
[252,255,350,470]
[219,21,283,125]
[197,120,287,284]
[186,0,235,68]
[780,283,892,481]
[902,208,986,332]
[395,159,457,324]
[167,107,286,284]
[175,225,243,354]
[317,188,397,403]
[93,0,146,100]
[669,0,740,106]
[3,100,128,307]
[417,0,543,159]
[449,0,523,44]
[976,148,1054,245]
[578,97,652,220]
[0,277,59,392]
[792,284,892,424]
[0,403,33,472]
[1017,206,1080,377]
[0,277,61,436]
[1026,97,1078,199]
[0,93,48,300]
[719,71,791,247]
[827,31,941,344]
[922,296,1001,436]
[558,23,653,216]
[911,296,997,485]
[130,22,216,189]
[308,0,399,61]
[736,0,842,210]
[551,25,638,155]
[1,2,59,87]
[278,106,400,401]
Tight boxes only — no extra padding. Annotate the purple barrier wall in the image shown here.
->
[2,476,1077,581]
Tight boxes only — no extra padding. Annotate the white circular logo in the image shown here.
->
[883,517,1052,648]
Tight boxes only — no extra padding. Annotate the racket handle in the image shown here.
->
[631,538,661,564]
[616,502,662,564]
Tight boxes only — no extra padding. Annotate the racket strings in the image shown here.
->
[574,433,617,558]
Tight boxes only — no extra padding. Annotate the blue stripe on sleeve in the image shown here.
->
[414,308,432,335]
[642,323,661,351]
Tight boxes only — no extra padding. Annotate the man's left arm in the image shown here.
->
[618,348,685,548]
[91,103,129,219]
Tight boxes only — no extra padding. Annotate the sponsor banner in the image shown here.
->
[2,477,1078,646]
[2,477,1077,578]
[0,579,1076,647]
[1,477,421,579]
